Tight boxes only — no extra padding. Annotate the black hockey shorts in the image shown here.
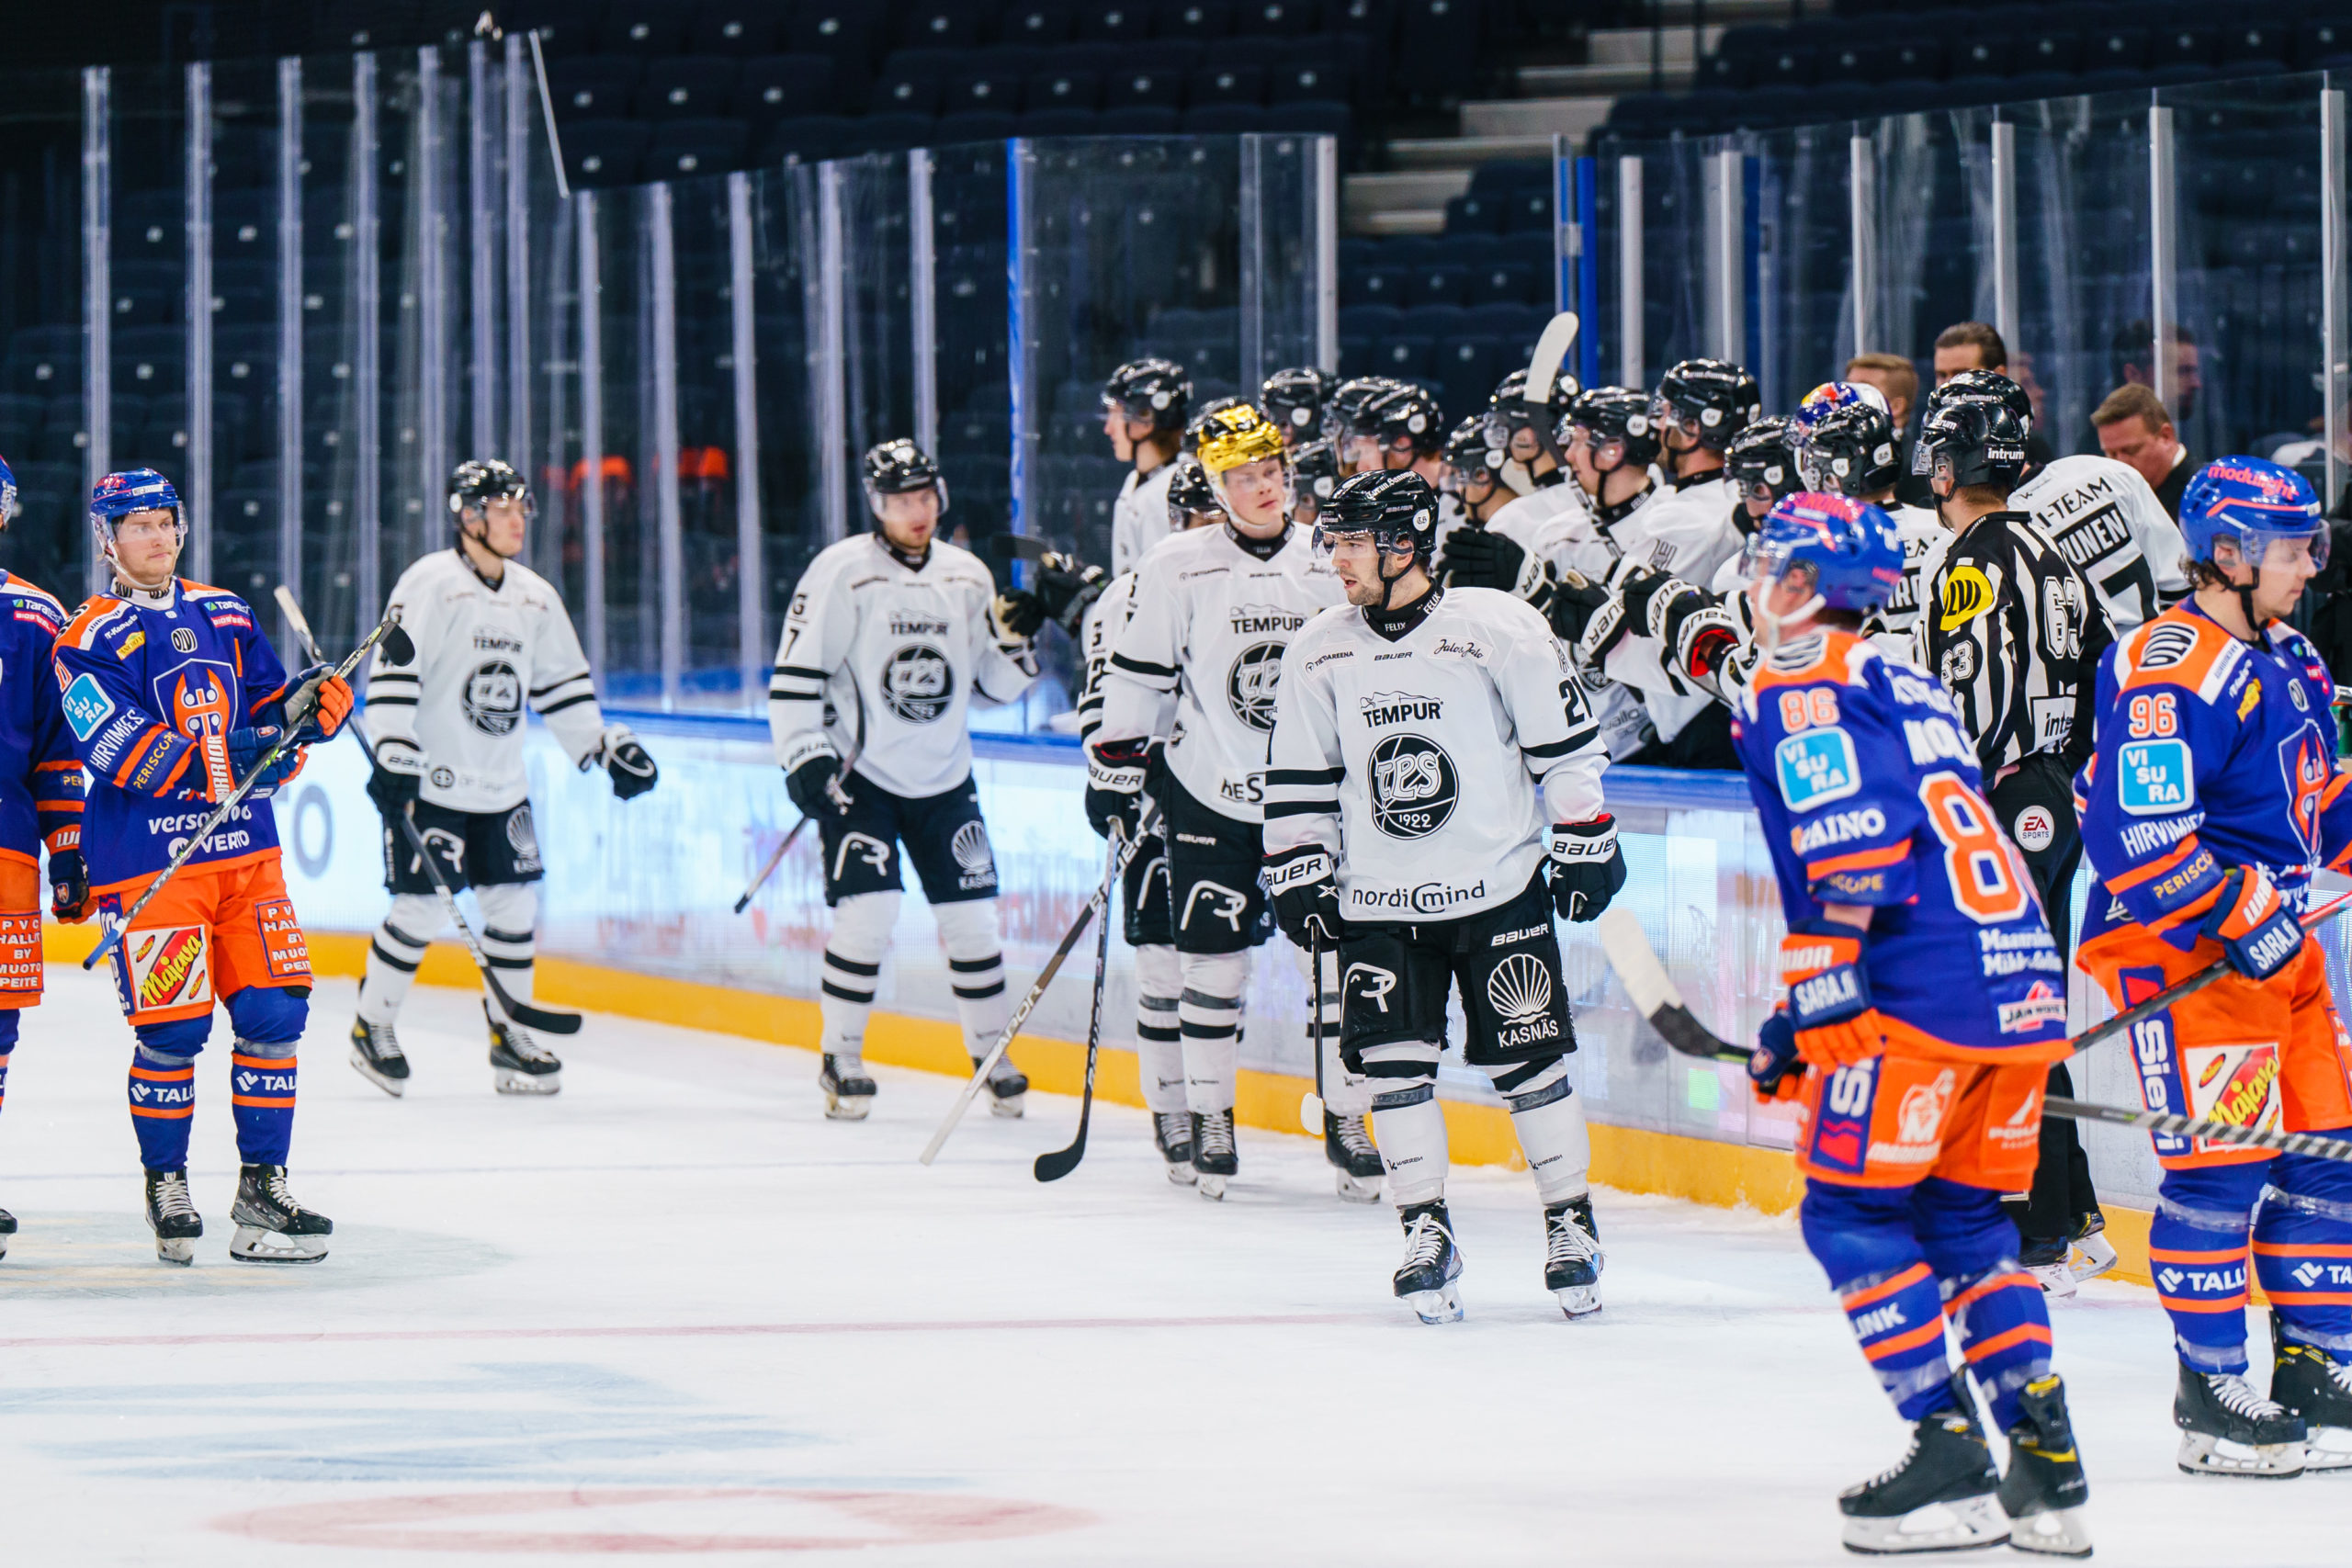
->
[1122,822,1175,948]
[1338,872,1576,1068]
[817,772,999,908]
[1159,775,1273,955]
[384,799,544,894]
[1989,750,2083,952]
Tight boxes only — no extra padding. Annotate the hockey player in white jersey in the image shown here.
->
[1265,469,1623,1323]
[1260,366,1334,451]
[1091,402,1368,1200]
[353,459,661,1096]
[1102,358,1191,574]
[768,440,1042,1121]
[1797,398,1949,656]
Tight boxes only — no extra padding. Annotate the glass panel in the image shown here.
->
[0,65,89,593]
[745,166,818,673]
[666,172,748,708]
[105,62,187,559]
[1750,122,1849,415]
[927,141,1010,563]
[207,55,291,609]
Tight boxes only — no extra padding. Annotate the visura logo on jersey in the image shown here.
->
[1774,726,1860,809]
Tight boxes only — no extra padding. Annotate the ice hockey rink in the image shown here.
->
[0,970,2342,1568]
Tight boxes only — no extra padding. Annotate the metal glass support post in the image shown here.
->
[1553,132,1572,314]
[728,171,763,709]
[418,47,447,535]
[1849,134,1875,355]
[185,62,214,583]
[1006,141,1031,539]
[1314,133,1338,373]
[650,182,683,710]
[81,66,110,592]
[1238,133,1265,400]
[577,191,606,679]
[1707,148,1745,365]
[817,161,848,544]
[468,39,495,458]
[355,54,382,627]
[1989,118,2020,361]
[1617,154,1644,388]
[2150,103,2178,413]
[2325,87,2348,511]
[1576,156,1600,388]
[503,35,531,474]
[908,148,938,457]
[276,56,303,628]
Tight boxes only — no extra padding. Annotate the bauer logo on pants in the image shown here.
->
[129,925,212,1012]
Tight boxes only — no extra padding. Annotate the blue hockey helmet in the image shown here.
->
[1738,491,1905,615]
[2178,456,2326,575]
[1793,379,1889,431]
[90,468,186,560]
[0,450,16,525]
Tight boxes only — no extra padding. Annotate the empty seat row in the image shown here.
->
[1707,13,2352,89]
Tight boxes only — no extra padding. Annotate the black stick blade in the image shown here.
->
[379,623,416,665]
[1034,1134,1087,1183]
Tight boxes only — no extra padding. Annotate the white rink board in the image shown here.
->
[0,974,2344,1566]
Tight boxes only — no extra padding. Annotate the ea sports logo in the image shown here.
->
[1368,733,1457,840]
[463,659,523,735]
[2012,805,2054,852]
[882,643,955,723]
[1486,952,1553,1023]
[1227,641,1284,732]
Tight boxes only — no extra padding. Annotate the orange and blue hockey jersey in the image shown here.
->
[51,581,300,892]
[1732,628,2071,1062]
[0,570,84,866]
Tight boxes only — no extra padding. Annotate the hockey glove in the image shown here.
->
[1436,525,1530,596]
[1085,738,1150,840]
[1035,552,1109,637]
[48,845,90,923]
[2200,865,2304,981]
[785,750,846,819]
[990,589,1047,643]
[367,737,424,818]
[1267,844,1350,950]
[1747,1009,1804,1102]
[1546,570,1611,647]
[282,663,354,744]
[225,727,302,799]
[1546,817,1626,922]
[1780,931,1884,1068]
[1661,587,1741,681]
[597,724,659,800]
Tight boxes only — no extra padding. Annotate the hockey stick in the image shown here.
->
[2043,1095,2352,1166]
[85,610,412,973]
[731,733,863,915]
[920,807,1157,1166]
[1034,826,1123,1182]
[1299,926,1327,1134]
[272,586,582,1037]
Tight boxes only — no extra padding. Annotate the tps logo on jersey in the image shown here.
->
[1773,726,1860,810]
[1368,734,1458,839]
[1343,961,1398,1014]
[1938,564,1996,631]
[128,924,211,1013]
[950,820,996,890]
[2116,737,2193,816]
[61,672,116,740]
[881,643,955,724]
[1226,641,1285,732]
[463,660,524,736]
[1181,880,1251,933]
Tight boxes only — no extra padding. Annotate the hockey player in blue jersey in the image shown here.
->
[53,469,352,1265]
[1733,493,2092,1556]
[2075,456,2352,1476]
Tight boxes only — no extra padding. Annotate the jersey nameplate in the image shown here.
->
[1774,726,1860,811]
[2117,737,2194,816]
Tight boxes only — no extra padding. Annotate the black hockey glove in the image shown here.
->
[1747,1010,1804,1102]
[1546,816,1625,922]
[1546,570,1611,646]
[786,751,846,819]
[1436,525,1528,595]
[367,741,424,818]
[1035,552,1109,637]
[990,589,1048,642]
[1266,845,1349,950]
[598,726,659,800]
[1086,738,1150,840]
[47,842,90,923]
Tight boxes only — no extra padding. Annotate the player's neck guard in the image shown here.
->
[1363,582,1441,642]
[1594,485,1648,529]
[455,544,508,592]
[1224,519,1290,560]
[875,530,932,571]
[116,574,175,606]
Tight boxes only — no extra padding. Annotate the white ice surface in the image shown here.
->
[0,967,2343,1566]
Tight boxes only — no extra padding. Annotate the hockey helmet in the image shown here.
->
[448,457,533,525]
[1320,375,1401,449]
[1557,386,1662,473]
[1738,491,1905,617]
[1796,400,1902,499]
[1793,379,1890,430]
[1182,395,1249,457]
[1289,437,1342,506]
[1193,403,1286,478]
[861,438,947,517]
[1441,416,1506,493]
[1164,458,1224,527]
[1914,395,2026,493]
[1261,366,1335,435]
[1316,468,1441,574]
[90,467,186,560]
[1101,357,1192,433]
[1363,384,1444,460]
[0,450,16,525]
[1724,416,1804,507]
[1651,358,1762,451]
[1935,368,2033,435]
[2178,457,2327,576]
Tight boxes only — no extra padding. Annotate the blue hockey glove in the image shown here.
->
[48,844,90,923]
[1747,1010,1804,1102]
[225,727,301,799]
[2200,865,2303,981]
[1780,931,1883,1068]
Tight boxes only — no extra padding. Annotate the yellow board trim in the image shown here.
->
[40,922,2165,1287]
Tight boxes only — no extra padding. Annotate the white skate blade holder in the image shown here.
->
[1197,1172,1228,1201]
[2303,1423,2352,1472]
[494,1066,562,1096]
[231,1224,328,1264]
[1555,1286,1601,1320]
[1335,1168,1382,1204]
[1840,1495,2007,1555]
[153,1235,196,1267]
[1404,1282,1464,1325]
[2177,1429,2306,1479]
[2029,1260,2077,1299]
[349,1046,406,1098]
[2007,1506,2094,1559]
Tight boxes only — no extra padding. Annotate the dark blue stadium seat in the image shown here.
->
[2220,20,2292,67]
[2295,18,2352,69]
[1371,336,1430,380]
[1431,336,1499,421]
[689,3,781,55]
[1027,67,1102,110]
[1950,37,2018,77]
[1406,262,1465,308]
[601,0,688,57]
[1096,106,1181,134]
[641,58,740,121]
[759,116,847,164]
[1263,101,1351,141]
[1338,334,1375,373]
[548,57,641,119]
[2082,25,2150,73]
[1338,302,1405,339]
[1191,66,1267,106]
[1342,264,1408,307]
[898,2,990,51]
[737,56,839,121]
[646,119,749,178]
[1019,107,1100,135]
[1469,257,1538,306]
[1001,3,1077,44]
[1158,3,1236,42]
[561,120,650,186]
[944,67,1027,115]
[1240,0,1312,36]
[0,393,41,456]
[856,113,943,152]
[1078,6,1152,44]
[936,109,1020,143]
[1467,160,1545,199]
[1503,189,1552,234]
[789,8,886,84]
[1105,67,1185,109]
[2152,26,2220,71]
[2017,29,2082,75]
[1394,0,1483,98]
[1183,105,1266,133]
[1444,193,1507,235]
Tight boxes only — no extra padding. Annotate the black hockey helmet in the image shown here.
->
[1164,458,1223,526]
[1441,416,1506,493]
[1363,383,1444,459]
[1915,394,2027,492]
[1557,386,1662,472]
[1724,416,1803,506]
[861,437,947,516]
[1101,357,1192,433]
[1651,358,1762,451]
[1261,365,1335,436]
[1289,437,1341,508]
[1796,400,1902,499]
[1316,469,1441,603]
[448,457,532,525]
[1486,365,1581,439]
[1181,395,1249,457]
[1320,375,1401,449]
[1935,367,2033,436]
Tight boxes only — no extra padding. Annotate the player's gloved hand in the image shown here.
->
[785,750,846,819]
[1546,816,1626,921]
[1747,1009,1805,1102]
[47,842,90,923]
[225,727,302,799]
[597,724,659,800]
[1663,588,1740,680]
[2200,864,2304,981]
[1546,570,1611,646]
[1436,525,1528,595]
[367,738,424,818]
[990,589,1047,644]
[283,662,354,744]
[1781,931,1884,1068]
[1035,553,1108,637]
[1267,845,1350,949]
[1086,738,1149,840]
[1617,566,1675,629]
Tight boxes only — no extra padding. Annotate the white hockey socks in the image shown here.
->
[1178,950,1247,1113]
[932,898,1010,1055]
[357,893,441,1024]
[1295,943,1369,1117]
[1487,1055,1590,1205]
[818,891,899,1056]
[474,883,538,1003]
[1363,1038,1449,1207]
[1134,943,1186,1115]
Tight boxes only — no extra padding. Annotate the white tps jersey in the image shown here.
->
[1265,588,1609,922]
[1099,524,1346,824]
[768,533,1037,800]
[1592,474,1742,741]
[1073,568,1139,745]
[1111,464,1179,576]
[366,549,608,813]
[2010,453,2187,632]
[1490,484,1655,760]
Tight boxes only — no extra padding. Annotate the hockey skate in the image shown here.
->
[1324,1111,1383,1202]
[2271,1313,2352,1472]
[977,1054,1027,1119]
[1544,1195,1605,1320]
[1998,1374,2093,1558]
[2018,1235,2075,1299]
[143,1168,202,1266]
[0,1205,14,1261]
[228,1164,332,1263]
[1153,1111,1197,1185]
[2173,1363,2306,1478]
[2063,1214,2116,1286]
[486,1000,562,1095]
[1838,1378,2007,1555]
[820,1054,876,1121]
[1394,1200,1464,1324]
[1192,1109,1238,1200]
[348,1015,410,1098]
